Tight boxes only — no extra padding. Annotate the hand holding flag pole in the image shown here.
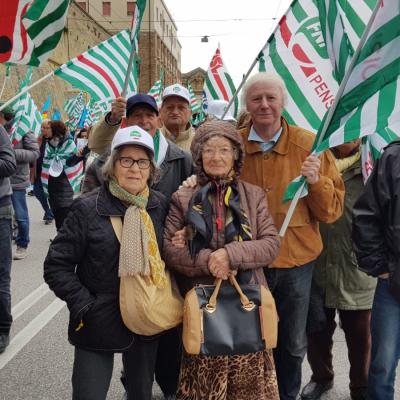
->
[278,0,382,237]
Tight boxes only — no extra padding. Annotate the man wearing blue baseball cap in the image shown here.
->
[87,93,192,398]
[87,93,192,200]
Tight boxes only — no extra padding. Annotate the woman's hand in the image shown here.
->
[179,174,197,189]
[208,248,234,280]
[171,227,187,248]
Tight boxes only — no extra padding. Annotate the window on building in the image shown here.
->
[127,2,135,16]
[77,2,86,11]
[102,2,111,16]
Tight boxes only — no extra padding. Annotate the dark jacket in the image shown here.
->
[352,140,400,302]
[82,141,193,201]
[44,184,168,352]
[163,181,280,295]
[0,126,16,208]
[314,159,376,310]
[11,131,40,190]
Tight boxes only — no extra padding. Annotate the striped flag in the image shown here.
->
[187,83,201,114]
[41,138,83,195]
[0,0,70,66]
[10,91,42,144]
[148,69,164,107]
[84,98,112,128]
[54,30,139,102]
[314,1,400,154]
[63,92,85,132]
[203,48,239,117]
[284,0,400,201]
[260,0,339,131]
[9,67,42,144]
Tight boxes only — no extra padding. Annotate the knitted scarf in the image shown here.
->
[186,179,252,256]
[109,179,167,288]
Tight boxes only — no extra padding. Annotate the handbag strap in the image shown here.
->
[206,275,255,313]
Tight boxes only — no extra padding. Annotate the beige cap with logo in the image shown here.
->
[162,84,190,104]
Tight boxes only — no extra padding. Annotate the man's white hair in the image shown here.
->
[241,72,288,109]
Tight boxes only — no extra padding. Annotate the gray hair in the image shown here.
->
[241,72,288,109]
[102,146,158,186]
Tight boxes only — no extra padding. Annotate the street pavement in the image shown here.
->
[0,195,399,399]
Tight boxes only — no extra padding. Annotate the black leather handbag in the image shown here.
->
[183,275,278,356]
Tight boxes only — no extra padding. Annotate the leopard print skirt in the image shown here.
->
[176,349,279,400]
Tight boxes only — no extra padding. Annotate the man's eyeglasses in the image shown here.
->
[118,157,151,169]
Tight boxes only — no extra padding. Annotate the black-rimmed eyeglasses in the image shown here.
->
[118,157,151,169]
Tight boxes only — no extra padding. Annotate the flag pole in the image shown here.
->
[220,1,293,120]
[0,76,8,100]
[0,71,54,112]
[278,0,382,237]
[121,2,140,98]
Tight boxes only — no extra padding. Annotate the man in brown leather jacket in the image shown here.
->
[238,72,344,400]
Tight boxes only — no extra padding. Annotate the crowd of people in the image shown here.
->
[0,73,399,400]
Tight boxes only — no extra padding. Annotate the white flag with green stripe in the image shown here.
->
[203,48,239,118]
[148,69,163,107]
[85,97,112,127]
[284,0,400,202]
[10,92,42,145]
[260,0,339,131]
[313,1,400,154]
[187,83,201,114]
[54,30,139,102]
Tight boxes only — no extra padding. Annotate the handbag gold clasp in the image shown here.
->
[204,303,217,313]
[242,301,256,312]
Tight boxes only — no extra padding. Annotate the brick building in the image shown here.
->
[76,0,182,92]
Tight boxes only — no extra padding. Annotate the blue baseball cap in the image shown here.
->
[126,93,159,116]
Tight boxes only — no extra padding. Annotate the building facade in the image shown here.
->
[0,2,111,117]
[77,0,182,92]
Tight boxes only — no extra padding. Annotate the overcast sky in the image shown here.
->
[163,0,293,86]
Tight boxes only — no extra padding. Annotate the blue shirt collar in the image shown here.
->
[248,125,282,153]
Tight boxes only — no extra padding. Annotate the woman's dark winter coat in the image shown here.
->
[44,184,168,352]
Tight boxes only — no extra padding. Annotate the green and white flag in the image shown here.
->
[260,0,339,131]
[85,97,112,127]
[284,0,400,202]
[10,91,42,144]
[64,92,85,132]
[148,69,163,107]
[1,0,70,66]
[203,47,238,118]
[9,67,41,144]
[187,83,201,114]
[54,30,140,102]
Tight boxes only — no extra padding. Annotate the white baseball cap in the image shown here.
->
[207,99,236,122]
[162,84,190,104]
[111,125,154,156]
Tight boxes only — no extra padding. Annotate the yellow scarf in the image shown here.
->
[109,179,167,289]
[334,150,360,173]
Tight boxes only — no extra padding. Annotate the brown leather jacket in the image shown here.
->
[163,180,280,295]
[239,118,345,268]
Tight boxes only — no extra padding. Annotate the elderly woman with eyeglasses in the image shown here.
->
[164,120,281,400]
[44,126,169,400]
